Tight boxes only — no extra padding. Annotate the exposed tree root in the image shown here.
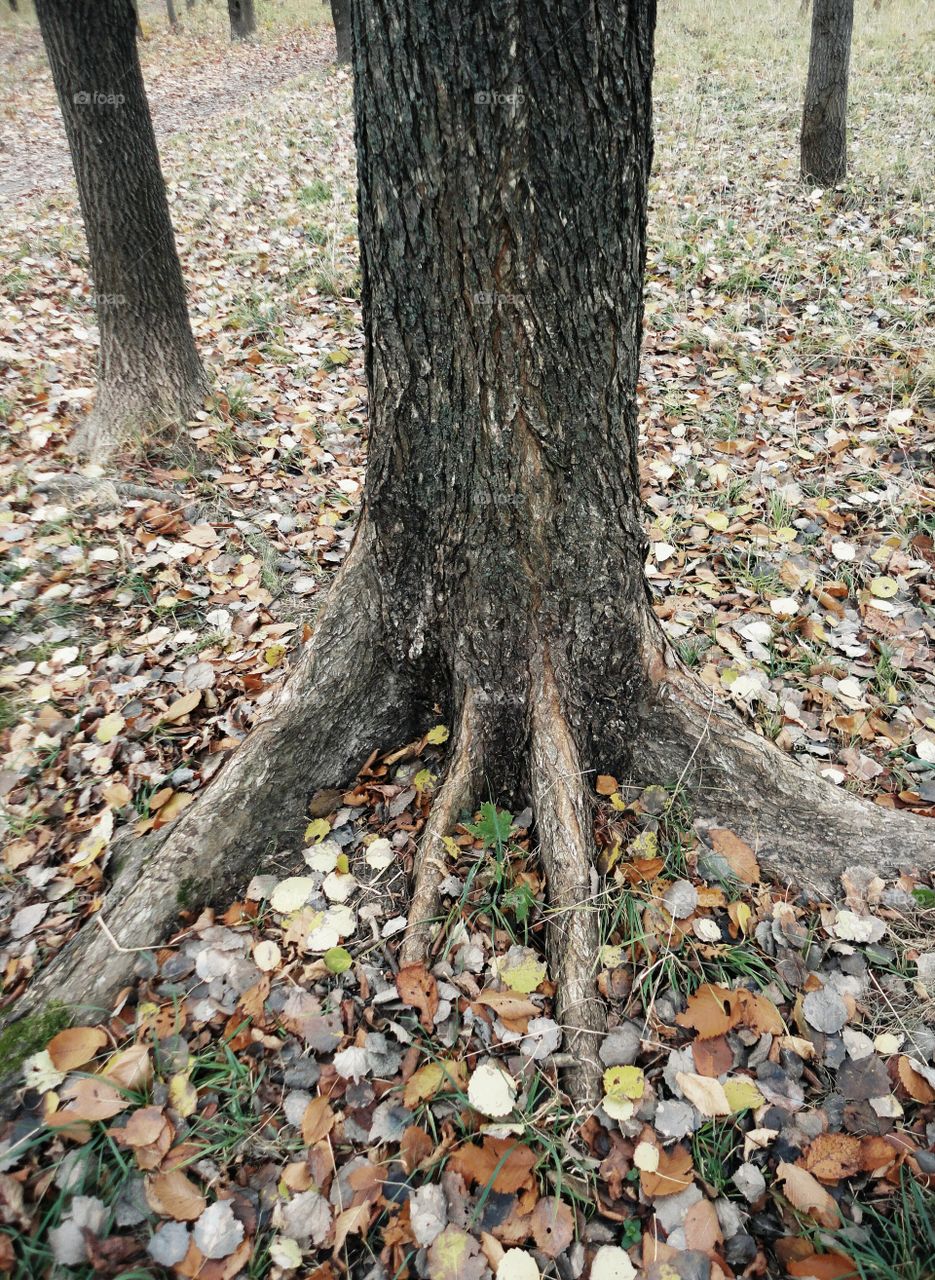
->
[639,647,935,895]
[32,473,191,508]
[2,530,406,1029]
[399,688,484,968]
[530,651,605,1109]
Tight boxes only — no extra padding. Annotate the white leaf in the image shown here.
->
[590,1244,636,1280]
[365,837,395,870]
[410,1184,448,1247]
[270,877,315,913]
[148,1221,191,1267]
[193,1199,244,1260]
[333,1046,370,1083]
[468,1061,517,1118]
[498,1250,541,1279]
[676,1071,731,1117]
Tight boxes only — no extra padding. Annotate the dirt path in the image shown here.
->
[0,28,334,202]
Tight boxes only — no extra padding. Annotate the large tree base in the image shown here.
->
[4,559,932,1109]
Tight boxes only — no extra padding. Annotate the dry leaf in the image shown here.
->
[776,1162,841,1227]
[396,963,439,1031]
[301,1096,335,1145]
[46,1027,108,1072]
[708,828,760,883]
[145,1168,207,1221]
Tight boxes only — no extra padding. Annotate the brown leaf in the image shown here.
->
[801,1133,861,1184]
[145,1167,206,1221]
[676,984,735,1039]
[399,1125,434,1174]
[449,1138,537,1195]
[683,1197,723,1254]
[46,1026,108,1072]
[530,1197,574,1258]
[332,1202,369,1253]
[641,1143,694,1198]
[692,1035,734,1077]
[396,963,439,1031]
[786,1253,858,1279]
[708,828,760,883]
[596,775,618,796]
[47,1077,127,1125]
[897,1056,935,1104]
[301,1096,335,1146]
[776,1162,841,1228]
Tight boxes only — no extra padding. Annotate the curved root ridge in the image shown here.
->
[530,651,605,1110]
[399,688,483,968]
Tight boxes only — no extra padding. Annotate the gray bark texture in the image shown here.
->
[801,0,854,185]
[34,0,205,457]
[228,0,256,39]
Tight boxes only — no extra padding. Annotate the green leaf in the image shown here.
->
[466,802,513,849]
[425,724,449,745]
[324,947,352,974]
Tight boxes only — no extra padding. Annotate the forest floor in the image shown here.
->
[0,1,934,1278]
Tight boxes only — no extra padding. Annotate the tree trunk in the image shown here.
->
[10,0,932,1107]
[800,0,854,185]
[34,0,205,457]
[166,0,179,27]
[227,0,256,39]
[331,0,351,64]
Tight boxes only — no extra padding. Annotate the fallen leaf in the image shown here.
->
[776,1162,840,1227]
[396,963,439,1031]
[46,1026,108,1072]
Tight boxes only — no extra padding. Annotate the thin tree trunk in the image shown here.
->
[166,0,179,27]
[34,0,205,457]
[801,0,854,185]
[9,0,932,1108]
[331,0,351,64]
[227,0,256,39]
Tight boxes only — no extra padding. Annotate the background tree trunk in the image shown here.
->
[227,0,256,39]
[331,0,351,63]
[801,0,854,185]
[34,0,206,457]
[166,0,179,27]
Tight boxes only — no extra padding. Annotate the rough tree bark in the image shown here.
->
[9,0,932,1106]
[227,0,256,40]
[166,0,179,28]
[34,0,206,458]
[331,0,351,64]
[801,0,854,185]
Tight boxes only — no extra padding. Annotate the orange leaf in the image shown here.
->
[641,1143,694,1198]
[596,775,619,796]
[786,1252,857,1279]
[801,1133,861,1184]
[708,828,760,884]
[676,984,736,1039]
[47,1077,127,1126]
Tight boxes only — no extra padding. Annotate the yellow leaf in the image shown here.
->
[425,725,449,745]
[169,1071,198,1118]
[603,1065,645,1102]
[704,511,729,532]
[402,1060,467,1108]
[723,1077,765,1112]
[95,712,125,744]
[610,792,627,811]
[500,953,547,994]
[728,901,752,935]
[264,643,286,667]
[304,818,331,844]
[870,576,898,598]
[413,768,436,793]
